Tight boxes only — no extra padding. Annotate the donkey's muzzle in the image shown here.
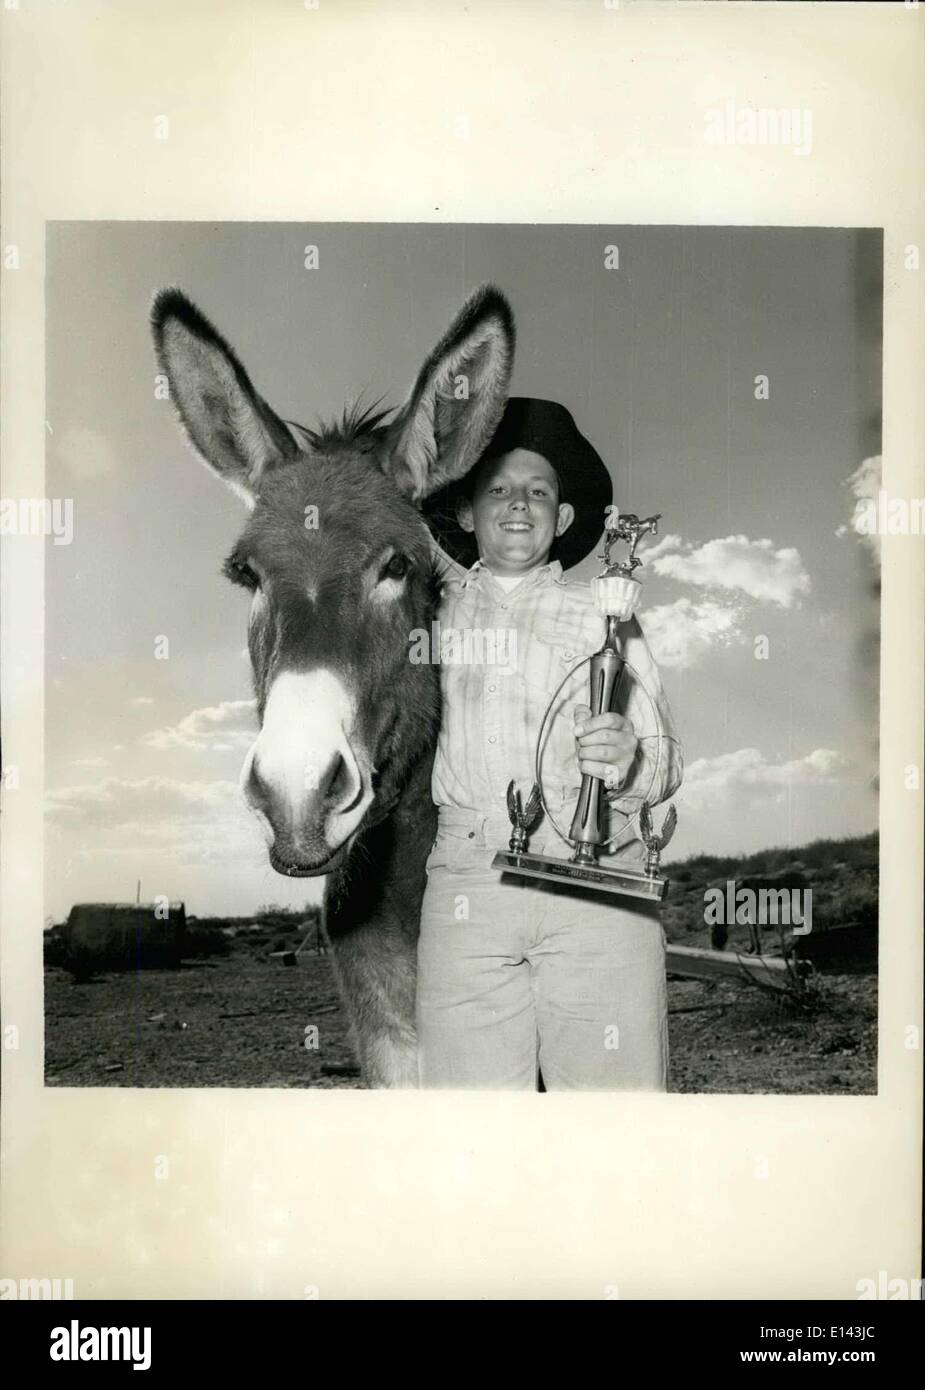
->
[242,668,375,872]
[269,840,351,878]
[246,752,362,870]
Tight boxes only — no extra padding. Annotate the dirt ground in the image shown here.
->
[44,955,877,1093]
[45,957,354,1089]
[665,973,876,1094]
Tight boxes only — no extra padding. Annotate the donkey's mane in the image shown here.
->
[287,397,395,454]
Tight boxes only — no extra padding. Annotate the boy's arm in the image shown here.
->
[604,615,683,825]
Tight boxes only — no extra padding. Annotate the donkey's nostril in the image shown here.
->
[315,751,364,816]
[245,759,271,811]
[326,753,348,805]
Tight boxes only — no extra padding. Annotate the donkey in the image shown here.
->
[151,284,514,1086]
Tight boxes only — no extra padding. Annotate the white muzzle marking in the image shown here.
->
[242,668,373,849]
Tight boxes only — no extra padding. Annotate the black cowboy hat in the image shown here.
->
[422,397,613,572]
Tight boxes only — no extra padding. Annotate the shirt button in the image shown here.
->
[564,649,575,660]
[488,735,497,744]
[467,831,475,839]
[488,684,497,693]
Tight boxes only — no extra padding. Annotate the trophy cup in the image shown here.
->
[491,512,678,903]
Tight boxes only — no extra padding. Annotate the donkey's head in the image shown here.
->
[152,286,514,876]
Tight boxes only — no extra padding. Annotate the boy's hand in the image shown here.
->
[573,704,638,790]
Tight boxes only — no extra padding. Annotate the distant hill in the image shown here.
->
[188,906,320,935]
[46,835,879,970]
[665,830,878,883]
[662,831,878,961]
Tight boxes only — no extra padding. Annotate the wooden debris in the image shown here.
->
[666,944,792,991]
[269,950,298,966]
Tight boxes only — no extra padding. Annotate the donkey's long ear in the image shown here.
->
[151,289,297,506]
[385,285,515,503]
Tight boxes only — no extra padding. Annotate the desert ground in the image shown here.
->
[43,956,877,1094]
[44,833,878,1094]
[45,938,877,1096]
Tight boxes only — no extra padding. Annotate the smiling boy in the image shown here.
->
[420,397,683,1091]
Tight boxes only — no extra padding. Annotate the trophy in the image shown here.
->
[491,512,678,903]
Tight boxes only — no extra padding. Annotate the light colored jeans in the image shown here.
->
[416,810,669,1091]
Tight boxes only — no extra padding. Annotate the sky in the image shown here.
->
[44,222,882,921]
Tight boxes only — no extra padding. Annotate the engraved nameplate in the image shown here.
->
[491,851,669,903]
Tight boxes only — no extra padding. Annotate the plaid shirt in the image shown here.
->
[429,549,683,861]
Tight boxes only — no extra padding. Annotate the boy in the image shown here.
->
[420,397,683,1091]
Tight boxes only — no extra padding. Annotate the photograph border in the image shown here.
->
[1,0,921,1299]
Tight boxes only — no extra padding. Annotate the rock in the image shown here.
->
[821,1033,857,1056]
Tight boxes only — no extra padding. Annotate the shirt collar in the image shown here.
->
[461,557,567,592]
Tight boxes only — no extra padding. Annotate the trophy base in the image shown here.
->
[491,850,670,902]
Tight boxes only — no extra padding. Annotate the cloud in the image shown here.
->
[141,699,257,753]
[643,597,744,669]
[69,757,111,769]
[131,696,155,707]
[47,776,242,826]
[836,455,881,561]
[45,776,261,867]
[677,746,849,813]
[645,534,811,608]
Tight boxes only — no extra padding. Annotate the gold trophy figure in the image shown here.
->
[492,512,677,903]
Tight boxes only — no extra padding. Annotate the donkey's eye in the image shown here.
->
[380,553,410,582]
[223,555,261,590]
